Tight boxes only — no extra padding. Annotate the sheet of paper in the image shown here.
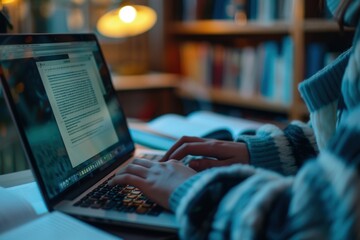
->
[0,211,122,240]
[148,114,216,138]
[7,181,48,215]
[0,187,38,233]
[187,111,262,137]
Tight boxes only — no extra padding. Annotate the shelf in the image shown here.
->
[111,73,179,91]
[169,20,292,36]
[302,19,353,33]
[177,81,290,114]
[163,0,353,121]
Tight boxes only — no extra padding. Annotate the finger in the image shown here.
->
[160,136,207,162]
[109,174,147,188]
[115,163,148,179]
[132,158,154,168]
[189,158,239,171]
[168,141,221,161]
[168,159,185,166]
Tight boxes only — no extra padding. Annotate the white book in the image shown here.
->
[0,187,121,240]
[239,47,257,97]
[129,111,262,150]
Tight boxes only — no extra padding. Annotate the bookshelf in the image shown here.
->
[112,73,181,120]
[163,0,354,121]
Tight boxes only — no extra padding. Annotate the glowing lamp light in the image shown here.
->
[119,5,136,23]
[2,0,15,4]
[97,4,157,38]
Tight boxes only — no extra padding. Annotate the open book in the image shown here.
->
[129,111,262,150]
[0,186,120,240]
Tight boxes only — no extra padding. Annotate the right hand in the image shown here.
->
[160,136,250,171]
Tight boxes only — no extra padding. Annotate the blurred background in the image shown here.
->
[0,0,354,174]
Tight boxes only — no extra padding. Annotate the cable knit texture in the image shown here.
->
[169,0,360,239]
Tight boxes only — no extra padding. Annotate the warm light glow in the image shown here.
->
[119,6,137,23]
[97,5,157,38]
[2,0,15,4]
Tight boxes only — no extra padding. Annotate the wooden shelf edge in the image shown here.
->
[111,73,180,91]
[169,19,353,36]
[303,19,354,33]
[177,81,290,114]
[169,20,292,35]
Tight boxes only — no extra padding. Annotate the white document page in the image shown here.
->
[187,111,262,137]
[7,181,48,215]
[0,211,121,240]
[0,187,37,233]
[37,55,118,167]
[148,114,215,138]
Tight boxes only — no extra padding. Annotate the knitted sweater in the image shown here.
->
[169,1,360,239]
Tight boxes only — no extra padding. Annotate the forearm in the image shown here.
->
[169,164,292,239]
[170,106,360,240]
[169,165,250,239]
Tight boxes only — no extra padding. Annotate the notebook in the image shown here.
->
[0,33,178,232]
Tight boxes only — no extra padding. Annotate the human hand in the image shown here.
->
[109,158,197,209]
[160,136,250,171]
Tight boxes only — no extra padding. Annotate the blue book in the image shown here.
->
[282,37,294,104]
[212,0,232,19]
[305,43,326,79]
[248,0,258,20]
[260,41,279,100]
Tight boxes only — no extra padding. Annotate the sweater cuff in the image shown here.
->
[236,125,297,176]
[298,48,351,113]
[169,173,203,212]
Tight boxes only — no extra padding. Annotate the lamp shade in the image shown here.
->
[1,0,15,4]
[97,4,157,38]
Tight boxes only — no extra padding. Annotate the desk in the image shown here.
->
[0,170,178,240]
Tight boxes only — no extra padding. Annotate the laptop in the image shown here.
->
[0,33,178,232]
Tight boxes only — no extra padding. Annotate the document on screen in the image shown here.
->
[36,55,118,167]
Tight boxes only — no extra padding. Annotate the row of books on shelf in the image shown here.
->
[177,0,294,22]
[180,38,340,105]
[180,37,294,105]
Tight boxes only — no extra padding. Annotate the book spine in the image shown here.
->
[179,37,295,104]
[179,0,294,21]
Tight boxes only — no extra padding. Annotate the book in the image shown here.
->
[129,111,262,150]
[239,47,257,98]
[0,186,120,240]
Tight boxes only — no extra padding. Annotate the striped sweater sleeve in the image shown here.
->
[235,48,352,176]
[169,105,360,240]
[236,121,318,175]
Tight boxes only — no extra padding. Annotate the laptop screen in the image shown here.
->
[0,34,135,200]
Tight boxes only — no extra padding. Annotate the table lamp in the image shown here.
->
[96,1,157,75]
[96,1,157,38]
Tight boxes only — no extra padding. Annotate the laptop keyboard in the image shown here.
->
[74,153,164,216]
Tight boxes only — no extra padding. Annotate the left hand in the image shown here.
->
[109,158,197,210]
[160,136,250,171]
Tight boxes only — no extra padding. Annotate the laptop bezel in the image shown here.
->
[0,33,136,210]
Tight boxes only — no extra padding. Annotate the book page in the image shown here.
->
[0,211,121,240]
[7,181,48,215]
[0,187,38,233]
[187,111,262,138]
[148,114,225,139]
